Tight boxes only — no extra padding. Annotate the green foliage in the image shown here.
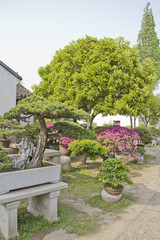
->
[98,158,133,188]
[51,121,96,140]
[139,94,160,127]
[137,146,146,155]
[135,127,153,144]
[33,35,156,127]
[5,95,89,122]
[94,124,113,134]
[0,148,11,171]
[0,116,25,139]
[137,2,160,79]
[148,126,160,137]
[86,193,134,212]
[24,123,40,146]
[68,139,109,160]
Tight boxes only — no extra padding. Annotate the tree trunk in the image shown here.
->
[32,117,47,167]
[87,113,96,130]
[134,117,136,129]
[81,155,87,165]
[130,116,133,129]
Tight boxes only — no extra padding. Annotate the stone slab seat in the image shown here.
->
[0,182,68,239]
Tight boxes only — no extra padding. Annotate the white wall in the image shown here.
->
[93,114,139,127]
[0,65,20,116]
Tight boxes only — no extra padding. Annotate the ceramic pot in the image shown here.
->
[0,139,11,148]
[59,145,70,156]
[104,184,124,195]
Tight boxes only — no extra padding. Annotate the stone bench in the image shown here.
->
[0,182,68,239]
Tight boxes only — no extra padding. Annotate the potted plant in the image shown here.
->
[98,158,133,197]
[59,137,76,156]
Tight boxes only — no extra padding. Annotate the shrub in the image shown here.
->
[137,147,146,155]
[98,158,133,189]
[68,139,109,160]
[47,121,96,140]
[0,148,11,171]
[135,127,153,145]
[97,125,140,160]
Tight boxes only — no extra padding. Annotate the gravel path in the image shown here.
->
[43,146,160,240]
[119,146,160,240]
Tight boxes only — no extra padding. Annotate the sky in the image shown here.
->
[1,0,160,90]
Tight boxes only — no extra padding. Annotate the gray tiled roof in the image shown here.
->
[17,83,31,98]
[0,60,22,80]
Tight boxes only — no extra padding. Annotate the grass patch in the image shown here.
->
[11,202,98,240]
[60,168,102,200]
[86,193,135,213]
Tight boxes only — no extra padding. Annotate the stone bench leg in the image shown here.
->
[27,190,60,221]
[0,201,20,239]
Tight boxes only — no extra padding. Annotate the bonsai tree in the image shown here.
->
[98,158,133,189]
[68,139,109,161]
[5,95,89,167]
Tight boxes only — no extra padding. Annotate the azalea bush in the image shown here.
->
[59,137,76,147]
[97,125,140,161]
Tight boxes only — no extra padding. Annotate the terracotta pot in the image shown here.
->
[59,145,70,156]
[104,184,124,195]
[0,139,11,148]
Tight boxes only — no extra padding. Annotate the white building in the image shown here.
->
[94,114,139,127]
[0,61,30,117]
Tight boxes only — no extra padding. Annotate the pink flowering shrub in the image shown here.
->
[97,125,140,161]
[59,137,76,146]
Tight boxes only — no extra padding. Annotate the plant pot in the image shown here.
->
[0,162,61,195]
[104,184,124,195]
[59,145,70,156]
[0,139,11,148]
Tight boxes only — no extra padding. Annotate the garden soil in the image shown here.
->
[42,146,160,240]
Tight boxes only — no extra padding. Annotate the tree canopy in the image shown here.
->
[33,35,156,129]
[137,2,160,79]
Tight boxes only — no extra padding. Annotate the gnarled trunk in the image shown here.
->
[32,117,47,167]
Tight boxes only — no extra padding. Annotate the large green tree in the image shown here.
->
[5,95,89,167]
[137,2,160,79]
[33,36,156,129]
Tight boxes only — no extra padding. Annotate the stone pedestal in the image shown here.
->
[60,156,72,171]
[0,201,20,239]
[27,191,60,221]
[101,189,122,202]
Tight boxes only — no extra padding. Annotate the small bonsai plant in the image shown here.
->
[68,139,109,160]
[98,158,133,190]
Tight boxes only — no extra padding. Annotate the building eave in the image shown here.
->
[0,61,22,80]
